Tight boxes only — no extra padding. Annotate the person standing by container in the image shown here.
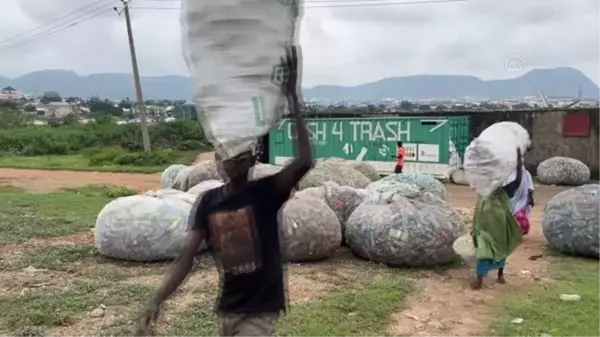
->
[395,141,406,174]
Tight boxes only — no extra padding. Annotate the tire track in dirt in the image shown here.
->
[0,168,161,193]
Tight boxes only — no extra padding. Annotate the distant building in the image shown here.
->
[36,102,76,118]
[0,86,24,100]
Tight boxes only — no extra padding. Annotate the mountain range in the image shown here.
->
[1,67,598,101]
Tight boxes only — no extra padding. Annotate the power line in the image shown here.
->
[131,0,467,10]
[0,7,114,52]
[0,0,116,47]
[0,0,465,52]
[141,0,458,2]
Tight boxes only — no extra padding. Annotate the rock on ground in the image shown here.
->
[537,156,590,186]
[542,184,599,258]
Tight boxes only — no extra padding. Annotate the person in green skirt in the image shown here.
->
[471,148,524,290]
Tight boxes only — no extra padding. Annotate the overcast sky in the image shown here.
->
[0,0,598,88]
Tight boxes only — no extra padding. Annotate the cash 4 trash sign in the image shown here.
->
[267,116,470,178]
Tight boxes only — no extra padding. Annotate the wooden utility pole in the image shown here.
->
[117,0,151,152]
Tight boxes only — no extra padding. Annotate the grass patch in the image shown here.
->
[0,244,171,281]
[165,270,411,336]
[0,280,153,332]
[490,251,599,336]
[61,184,137,198]
[0,188,114,244]
[0,150,197,173]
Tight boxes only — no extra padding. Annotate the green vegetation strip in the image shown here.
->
[0,280,153,333]
[490,251,599,336]
[166,274,411,336]
[0,150,198,173]
[0,185,134,244]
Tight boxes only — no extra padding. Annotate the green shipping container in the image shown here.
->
[268,115,471,179]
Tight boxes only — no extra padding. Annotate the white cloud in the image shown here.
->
[0,0,598,87]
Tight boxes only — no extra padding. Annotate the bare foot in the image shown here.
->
[471,278,483,290]
[497,276,506,284]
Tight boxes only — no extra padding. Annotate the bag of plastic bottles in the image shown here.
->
[463,122,530,197]
[181,0,303,159]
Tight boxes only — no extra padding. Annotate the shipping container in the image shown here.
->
[268,115,471,179]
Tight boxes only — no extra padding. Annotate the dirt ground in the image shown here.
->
[0,166,568,336]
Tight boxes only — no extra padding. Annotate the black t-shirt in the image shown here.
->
[188,174,290,315]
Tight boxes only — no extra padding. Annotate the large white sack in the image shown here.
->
[464,122,530,197]
[370,173,446,200]
[318,158,380,182]
[250,163,282,180]
[542,184,599,258]
[299,162,371,190]
[345,196,461,267]
[293,182,369,243]
[187,180,224,198]
[161,164,188,188]
[279,198,342,262]
[94,195,192,261]
[173,160,221,192]
[181,0,303,159]
[537,156,591,186]
[143,188,197,206]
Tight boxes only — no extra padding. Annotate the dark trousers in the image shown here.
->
[394,165,403,174]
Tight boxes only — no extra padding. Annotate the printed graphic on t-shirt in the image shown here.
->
[209,207,262,275]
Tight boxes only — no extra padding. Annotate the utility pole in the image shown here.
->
[116,0,151,153]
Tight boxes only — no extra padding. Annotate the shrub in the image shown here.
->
[87,146,128,166]
[176,139,205,151]
[86,146,175,167]
[113,150,175,166]
[0,120,210,156]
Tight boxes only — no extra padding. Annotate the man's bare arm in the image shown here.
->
[275,46,313,193]
[151,230,204,305]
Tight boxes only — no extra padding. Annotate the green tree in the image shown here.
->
[0,107,31,128]
[399,100,414,111]
[23,104,36,112]
[62,114,78,125]
[513,103,531,109]
[88,96,122,117]
[119,98,133,109]
[0,99,18,109]
[40,91,62,104]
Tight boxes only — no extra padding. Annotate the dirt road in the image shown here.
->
[0,167,566,335]
[0,168,161,193]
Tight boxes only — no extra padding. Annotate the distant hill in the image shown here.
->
[1,67,597,101]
